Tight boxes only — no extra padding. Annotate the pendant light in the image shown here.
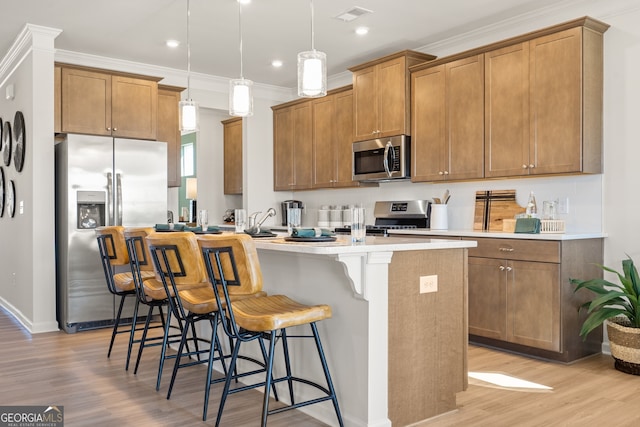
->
[179,0,199,131]
[297,0,326,98]
[229,0,253,117]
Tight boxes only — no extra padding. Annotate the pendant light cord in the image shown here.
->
[310,0,315,52]
[239,2,244,79]
[186,0,192,100]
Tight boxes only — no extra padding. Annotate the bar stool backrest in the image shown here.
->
[123,227,156,272]
[96,226,128,266]
[145,232,207,286]
[197,234,264,295]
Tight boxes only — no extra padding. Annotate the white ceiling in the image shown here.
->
[3,0,568,88]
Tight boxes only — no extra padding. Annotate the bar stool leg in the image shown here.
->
[134,305,155,374]
[261,330,278,427]
[202,312,221,421]
[214,339,243,426]
[311,322,344,427]
[125,297,141,371]
[155,309,174,391]
[280,328,295,405]
[108,294,127,358]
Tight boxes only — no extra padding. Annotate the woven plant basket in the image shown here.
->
[607,318,640,375]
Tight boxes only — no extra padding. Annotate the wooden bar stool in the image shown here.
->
[198,234,344,427]
[145,232,227,393]
[95,225,155,370]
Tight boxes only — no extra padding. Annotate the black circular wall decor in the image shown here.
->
[6,179,15,218]
[13,111,25,173]
[2,120,11,167]
[0,166,4,218]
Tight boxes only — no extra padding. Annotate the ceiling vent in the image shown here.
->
[334,6,373,22]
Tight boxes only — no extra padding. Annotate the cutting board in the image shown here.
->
[474,190,526,231]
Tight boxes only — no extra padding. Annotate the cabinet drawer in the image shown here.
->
[463,237,560,263]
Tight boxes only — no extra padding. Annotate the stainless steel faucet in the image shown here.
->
[246,208,276,234]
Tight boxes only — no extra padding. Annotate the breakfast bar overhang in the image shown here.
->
[252,236,477,426]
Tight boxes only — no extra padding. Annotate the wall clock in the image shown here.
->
[6,179,15,218]
[0,166,4,218]
[13,111,25,173]
[2,120,11,167]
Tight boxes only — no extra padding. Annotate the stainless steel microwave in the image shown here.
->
[352,135,410,182]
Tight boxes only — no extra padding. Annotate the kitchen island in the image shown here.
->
[251,235,476,427]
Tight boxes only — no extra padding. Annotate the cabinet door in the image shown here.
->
[378,56,408,137]
[446,55,484,180]
[61,67,112,136]
[352,67,378,141]
[485,43,530,177]
[468,257,507,340]
[508,260,561,351]
[334,89,356,187]
[157,86,182,188]
[312,95,336,188]
[111,75,158,140]
[411,65,446,182]
[529,27,582,174]
[273,107,294,190]
[292,103,313,189]
[223,118,243,195]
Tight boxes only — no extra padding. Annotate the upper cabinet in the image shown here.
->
[410,16,608,182]
[411,54,485,182]
[58,64,160,140]
[349,51,436,142]
[312,86,358,188]
[484,19,608,177]
[157,85,185,188]
[272,101,313,191]
[222,117,243,195]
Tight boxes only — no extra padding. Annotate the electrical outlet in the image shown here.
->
[557,197,569,214]
[420,275,438,294]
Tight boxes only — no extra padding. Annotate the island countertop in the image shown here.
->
[252,235,477,254]
[388,228,606,240]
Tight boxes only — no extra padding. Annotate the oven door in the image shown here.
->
[352,135,410,181]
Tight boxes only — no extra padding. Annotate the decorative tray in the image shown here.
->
[284,236,337,242]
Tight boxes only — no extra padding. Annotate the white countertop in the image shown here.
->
[388,228,606,240]
[253,235,476,255]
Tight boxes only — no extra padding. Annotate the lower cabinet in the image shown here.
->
[465,237,603,362]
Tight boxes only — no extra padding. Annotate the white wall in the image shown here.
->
[0,25,59,332]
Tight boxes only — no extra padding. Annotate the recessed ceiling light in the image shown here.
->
[166,39,180,48]
[272,60,283,68]
[355,27,369,36]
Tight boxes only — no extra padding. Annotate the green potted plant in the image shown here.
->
[571,256,640,375]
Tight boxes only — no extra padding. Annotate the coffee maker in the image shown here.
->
[281,200,304,226]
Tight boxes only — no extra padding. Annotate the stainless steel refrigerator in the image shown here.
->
[55,134,167,333]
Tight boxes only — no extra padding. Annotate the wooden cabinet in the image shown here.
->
[312,87,357,188]
[465,236,603,362]
[485,22,607,177]
[272,101,313,191]
[411,54,484,182]
[54,64,61,133]
[349,51,435,142]
[59,64,160,140]
[222,117,243,195]
[157,85,184,188]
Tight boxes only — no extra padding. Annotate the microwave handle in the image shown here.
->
[383,141,395,177]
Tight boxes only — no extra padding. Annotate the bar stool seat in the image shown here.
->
[113,270,155,292]
[143,277,207,300]
[230,295,331,332]
[179,286,267,315]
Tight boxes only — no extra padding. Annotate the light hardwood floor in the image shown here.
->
[2,308,639,426]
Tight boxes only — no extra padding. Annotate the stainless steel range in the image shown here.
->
[335,200,431,236]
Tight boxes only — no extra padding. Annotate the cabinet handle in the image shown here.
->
[107,127,111,131]
[499,265,505,271]
[498,247,514,252]
[113,127,118,131]
[439,171,444,175]
[506,266,513,272]
[529,164,535,168]
[444,170,449,175]
[522,164,528,169]
[371,130,377,135]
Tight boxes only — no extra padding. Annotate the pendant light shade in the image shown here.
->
[298,0,327,98]
[180,0,199,131]
[179,99,199,132]
[229,78,253,117]
[229,1,253,117]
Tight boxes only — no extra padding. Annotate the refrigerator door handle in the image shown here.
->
[116,173,123,226]
[106,172,113,226]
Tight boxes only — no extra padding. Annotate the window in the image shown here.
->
[181,143,195,177]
